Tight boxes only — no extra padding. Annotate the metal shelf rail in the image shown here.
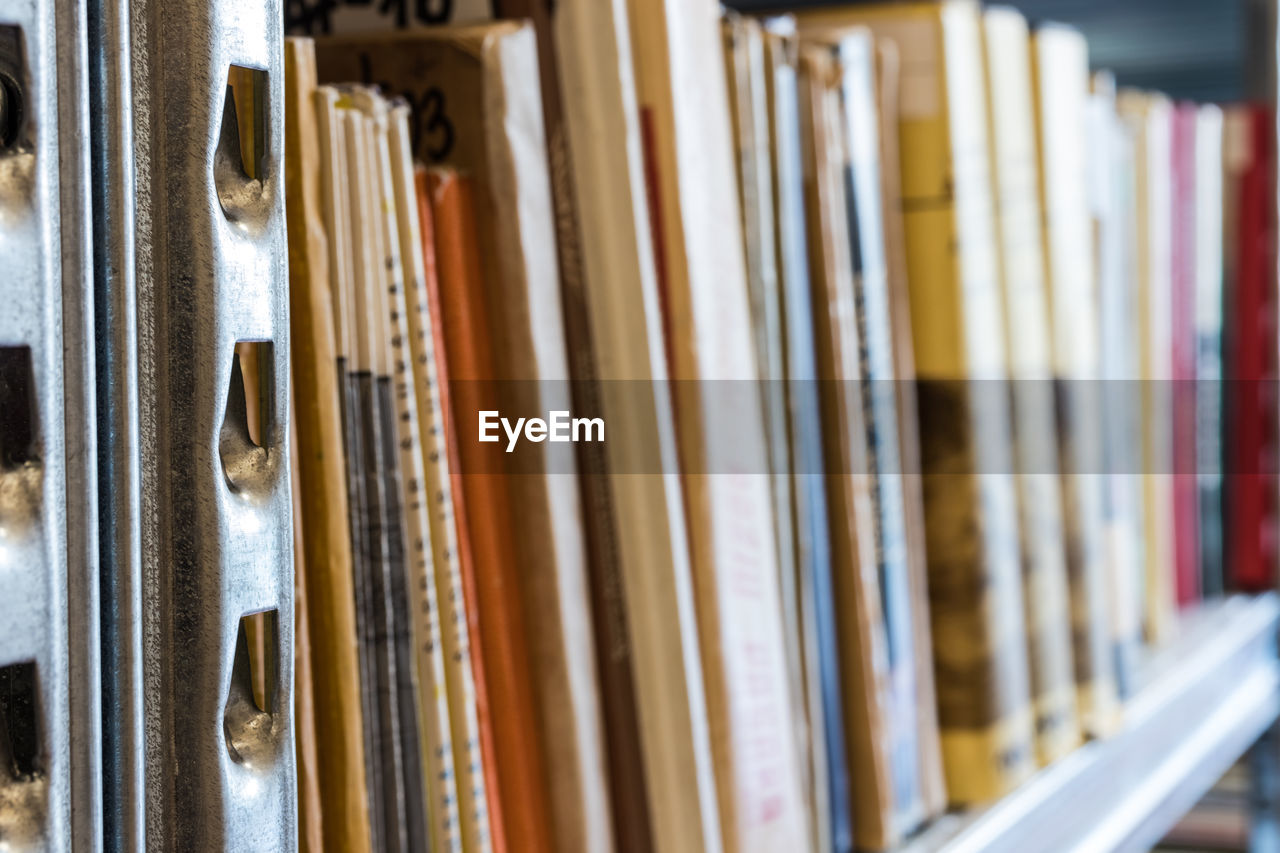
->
[0,0,99,849]
[127,0,296,847]
[901,594,1280,853]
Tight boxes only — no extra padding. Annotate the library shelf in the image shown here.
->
[899,593,1280,853]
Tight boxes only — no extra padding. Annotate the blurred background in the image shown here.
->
[727,0,1273,102]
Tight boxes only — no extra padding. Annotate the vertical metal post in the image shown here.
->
[87,0,142,845]
[129,0,296,847]
[0,0,98,849]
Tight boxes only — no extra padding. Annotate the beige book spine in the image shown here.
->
[476,28,616,853]
[552,1,723,850]
[627,0,812,849]
[721,12,811,847]
[981,9,1081,764]
[387,106,494,853]
[1030,25,1120,738]
[1116,92,1177,646]
[356,90,465,853]
[282,40,372,853]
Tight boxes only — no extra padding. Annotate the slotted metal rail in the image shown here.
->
[899,594,1280,853]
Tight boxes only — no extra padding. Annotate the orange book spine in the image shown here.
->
[421,165,550,853]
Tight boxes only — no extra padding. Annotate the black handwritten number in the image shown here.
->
[287,0,450,33]
[417,87,454,162]
[378,0,409,27]
[354,53,454,162]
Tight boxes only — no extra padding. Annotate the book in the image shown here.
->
[317,25,610,853]
[341,101,411,853]
[762,19,852,853]
[1170,103,1202,607]
[872,35,948,821]
[794,26,942,846]
[421,168,509,853]
[981,7,1080,764]
[1087,70,1144,698]
[1030,23,1120,737]
[1221,104,1278,592]
[850,22,944,841]
[290,362,324,853]
[1116,91,1178,644]
[391,120,495,853]
[352,89,464,853]
[314,86,388,849]
[795,39,875,842]
[722,14,816,850]
[626,0,812,848]
[283,43,372,853]
[489,2,714,849]
[1194,105,1225,598]
[424,161,541,851]
[481,3,660,845]
[797,0,1035,805]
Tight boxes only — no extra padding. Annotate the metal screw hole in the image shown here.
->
[0,73,22,151]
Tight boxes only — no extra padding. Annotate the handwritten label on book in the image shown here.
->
[286,0,493,35]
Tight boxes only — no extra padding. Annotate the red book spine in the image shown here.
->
[1228,106,1279,591]
[1171,105,1201,605]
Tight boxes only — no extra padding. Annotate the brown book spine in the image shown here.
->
[282,39,372,853]
[290,386,324,853]
[422,166,537,853]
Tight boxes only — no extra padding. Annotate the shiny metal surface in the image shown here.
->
[87,0,141,846]
[53,0,101,847]
[899,594,1280,853]
[0,0,98,849]
[128,0,296,846]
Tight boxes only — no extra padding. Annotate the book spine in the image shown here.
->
[840,33,930,842]
[873,35,948,821]
[343,110,402,853]
[1030,26,1119,736]
[355,366,409,853]
[766,28,853,853]
[419,168,505,853]
[308,81,376,852]
[376,375,430,853]
[1170,104,1202,606]
[342,361,383,853]
[1087,74,1143,698]
[723,16,812,851]
[1194,106,1225,599]
[389,130,490,853]
[426,166,549,853]
[795,0,1031,807]
[982,9,1080,764]
[1226,106,1278,592]
[794,18,1034,795]
[928,2,1034,802]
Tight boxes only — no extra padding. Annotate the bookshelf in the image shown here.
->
[901,595,1280,853]
[8,0,1280,850]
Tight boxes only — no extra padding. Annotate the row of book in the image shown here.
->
[278,1,1279,852]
